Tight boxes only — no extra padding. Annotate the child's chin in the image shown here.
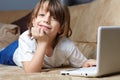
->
[43,30,49,35]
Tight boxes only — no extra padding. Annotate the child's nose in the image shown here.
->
[44,13,50,24]
[44,18,50,24]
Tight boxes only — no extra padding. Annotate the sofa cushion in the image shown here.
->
[68,0,120,58]
[0,10,31,34]
[69,0,120,43]
[0,23,20,48]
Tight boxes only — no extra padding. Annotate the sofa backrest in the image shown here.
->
[69,0,120,43]
[69,0,120,58]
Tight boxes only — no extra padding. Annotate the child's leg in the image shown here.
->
[0,40,18,66]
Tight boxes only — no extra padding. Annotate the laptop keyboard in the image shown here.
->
[72,66,97,72]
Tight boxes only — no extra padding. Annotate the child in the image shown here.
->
[0,0,96,73]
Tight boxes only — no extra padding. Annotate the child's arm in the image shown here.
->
[22,42,47,73]
[22,27,48,73]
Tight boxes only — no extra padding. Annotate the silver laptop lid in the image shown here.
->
[97,26,120,76]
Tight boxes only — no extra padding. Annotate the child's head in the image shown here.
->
[28,0,72,38]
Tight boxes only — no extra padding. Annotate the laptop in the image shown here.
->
[60,26,120,77]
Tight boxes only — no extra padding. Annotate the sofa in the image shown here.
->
[0,0,120,79]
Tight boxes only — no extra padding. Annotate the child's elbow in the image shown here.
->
[24,67,42,73]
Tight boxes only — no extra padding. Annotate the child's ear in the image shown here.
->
[58,31,61,34]
[58,28,62,34]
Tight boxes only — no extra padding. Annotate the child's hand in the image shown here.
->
[82,59,96,68]
[31,27,49,42]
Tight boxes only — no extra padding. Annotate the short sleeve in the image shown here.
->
[56,38,87,67]
[13,30,37,67]
[68,46,87,67]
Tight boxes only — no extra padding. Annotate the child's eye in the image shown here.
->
[38,14,45,17]
[51,16,57,20]
[53,16,57,19]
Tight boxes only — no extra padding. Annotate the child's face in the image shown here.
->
[32,1,60,39]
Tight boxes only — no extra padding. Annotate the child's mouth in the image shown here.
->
[38,23,51,30]
[40,25,51,30]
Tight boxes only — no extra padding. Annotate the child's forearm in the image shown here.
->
[23,42,47,73]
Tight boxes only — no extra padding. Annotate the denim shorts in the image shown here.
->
[0,40,18,66]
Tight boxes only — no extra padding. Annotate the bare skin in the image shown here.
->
[82,59,96,68]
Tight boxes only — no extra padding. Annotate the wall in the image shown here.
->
[0,0,95,10]
[0,0,39,11]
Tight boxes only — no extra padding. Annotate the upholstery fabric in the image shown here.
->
[0,23,20,48]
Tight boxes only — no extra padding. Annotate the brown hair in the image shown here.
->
[28,0,72,38]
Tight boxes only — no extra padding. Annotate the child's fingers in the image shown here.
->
[32,27,39,34]
[39,28,44,36]
[82,59,96,68]
[89,59,96,65]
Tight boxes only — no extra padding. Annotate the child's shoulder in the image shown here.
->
[20,30,29,37]
[55,37,78,55]
[19,30,33,41]
[57,37,76,48]
[18,30,36,46]
[59,37,73,43]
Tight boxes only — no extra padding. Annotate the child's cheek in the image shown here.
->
[32,18,38,27]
